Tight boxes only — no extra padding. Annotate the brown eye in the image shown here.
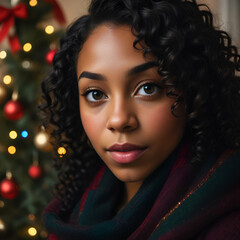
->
[143,84,155,94]
[85,90,106,102]
[92,91,103,100]
[137,83,162,96]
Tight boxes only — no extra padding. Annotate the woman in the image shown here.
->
[41,0,240,239]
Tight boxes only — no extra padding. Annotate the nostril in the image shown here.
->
[106,115,139,132]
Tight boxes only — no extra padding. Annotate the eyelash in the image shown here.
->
[80,81,164,104]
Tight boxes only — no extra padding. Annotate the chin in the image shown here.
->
[111,167,147,183]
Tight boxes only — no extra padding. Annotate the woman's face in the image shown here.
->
[77,24,186,185]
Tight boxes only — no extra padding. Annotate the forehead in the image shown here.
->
[77,24,148,74]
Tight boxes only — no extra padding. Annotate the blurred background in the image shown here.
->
[0,0,239,239]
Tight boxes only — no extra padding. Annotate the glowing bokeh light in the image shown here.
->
[0,51,7,59]
[57,147,67,155]
[9,131,17,139]
[3,75,12,85]
[45,25,54,34]
[28,227,37,236]
[8,146,16,155]
[21,130,29,138]
[29,0,38,7]
[23,43,32,52]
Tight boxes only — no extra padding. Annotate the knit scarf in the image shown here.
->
[43,144,240,240]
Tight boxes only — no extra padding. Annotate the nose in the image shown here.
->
[106,97,138,132]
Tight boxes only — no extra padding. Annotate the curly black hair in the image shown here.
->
[40,0,240,218]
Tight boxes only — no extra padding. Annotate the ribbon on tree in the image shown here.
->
[44,0,66,25]
[0,3,28,53]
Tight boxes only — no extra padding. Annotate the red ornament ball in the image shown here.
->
[28,165,43,179]
[4,100,24,121]
[46,49,57,64]
[0,178,19,199]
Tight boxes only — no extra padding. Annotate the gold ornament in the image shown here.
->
[0,85,7,104]
[0,218,7,236]
[34,128,52,152]
[0,218,6,231]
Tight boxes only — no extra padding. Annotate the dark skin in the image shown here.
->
[77,24,186,208]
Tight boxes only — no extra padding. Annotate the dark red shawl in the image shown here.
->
[43,144,240,240]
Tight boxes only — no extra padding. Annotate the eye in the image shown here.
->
[136,83,163,96]
[84,90,107,102]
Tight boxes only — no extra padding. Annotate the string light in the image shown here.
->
[3,75,12,85]
[28,227,37,236]
[35,132,47,145]
[22,60,31,69]
[29,0,38,7]
[0,51,7,59]
[9,131,17,139]
[8,146,16,155]
[45,25,54,34]
[21,130,28,138]
[57,147,67,155]
[23,43,32,52]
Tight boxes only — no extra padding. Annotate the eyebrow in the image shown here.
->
[79,71,105,81]
[78,61,157,81]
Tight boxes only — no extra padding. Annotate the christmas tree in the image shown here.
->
[0,0,66,239]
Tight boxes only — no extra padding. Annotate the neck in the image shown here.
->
[125,181,143,202]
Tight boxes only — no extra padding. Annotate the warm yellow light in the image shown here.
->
[3,75,12,85]
[0,51,7,59]
[28,227,37,236]
[9,131,17,139]
[35,132,48,145]
[29,0,38,7]
[8,146,16,155]
[23,43,32,52]
[57,147,66,155]
[45,25,54,34]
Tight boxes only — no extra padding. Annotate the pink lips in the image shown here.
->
[106,143,147,164]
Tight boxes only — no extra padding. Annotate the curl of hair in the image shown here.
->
[40,0,240,217]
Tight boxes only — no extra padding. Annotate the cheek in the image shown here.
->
[81,115,95,138]
[80,108,105,146]
[141,103,185,139]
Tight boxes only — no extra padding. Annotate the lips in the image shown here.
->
[106,143,147,164]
